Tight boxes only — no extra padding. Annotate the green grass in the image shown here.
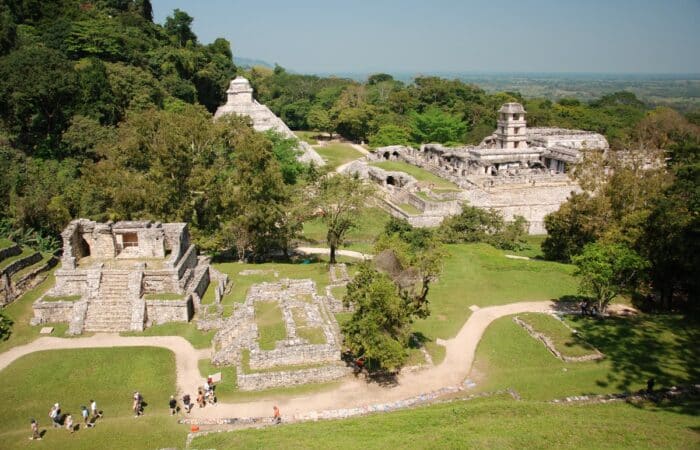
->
[330,285,346,300]
[471,314,699,400]
[518,313,598,358]
[255,301,287,350]
[0,238,14,250]
[198,358,237,396]
[0,347,187,450]
[0,247,36,272]
[41,294,81,302]
[292,307,327,344]
[192,394,699,449]
[0,270,58,353]
[508,234,547,259]
[121,322,215,349]
[398,203,422,215]
[294,130,319,145]
[370,161,460,190]
[314,143,364,170]
[200,281,217,305]
[143,292,183,301]
[413,243,578,346]
[302,206,390,251]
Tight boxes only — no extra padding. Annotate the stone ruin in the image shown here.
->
[31,219,211,334]
[214,76,325,166]
[210,278,350,391]
[343,102,609,233]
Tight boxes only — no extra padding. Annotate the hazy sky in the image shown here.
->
[152,0,700,74]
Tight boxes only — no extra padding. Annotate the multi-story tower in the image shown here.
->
[495,103,528,149]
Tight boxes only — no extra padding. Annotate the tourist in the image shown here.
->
[90,399,102,419]
[197,390,205,408]
[133,391,143,416]
[65,414,74,433]
[49,403,61,428]
[273,405,281,424]
[183,394,192,413]
[169,395,177,415]
[29,418,41,441]
[579,300,589,316]
[81,406,91,428]
[133,398,140,418]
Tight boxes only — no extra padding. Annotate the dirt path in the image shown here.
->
[295,246,372,260]
[0,300,563,419]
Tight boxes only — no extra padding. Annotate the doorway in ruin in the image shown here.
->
[386,176,396,186]
[122,232,139,249]
[383,152,390,160]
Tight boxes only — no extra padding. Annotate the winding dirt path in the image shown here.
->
[0,300,560,419]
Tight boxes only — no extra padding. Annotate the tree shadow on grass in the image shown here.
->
[566,314,700,396]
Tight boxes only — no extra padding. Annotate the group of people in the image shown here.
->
[31,400,102,440]
[579,300,599,316]
[132,391,144,417]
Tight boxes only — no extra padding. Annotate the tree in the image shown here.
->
[0,4,16,56]
[342,265,410,372]
[164,9,197,47]
[0,45,78,154]
[410,107,466,145]
[0,309,12,341]
[306,105,333,138]
[314,174,373,264]
[572,242,648,313]
[368,124,411,148]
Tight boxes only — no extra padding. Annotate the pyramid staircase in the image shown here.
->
[83,271,134,332]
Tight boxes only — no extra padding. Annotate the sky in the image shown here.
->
[152,0,700,75]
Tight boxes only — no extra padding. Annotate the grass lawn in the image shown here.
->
[370,161,460,190]
[143,292,183,301]
[508,234,547,259]
[200,281,217,305]
[518,313,598,358]
[0,347,186,450]
[121,322,215,349]
[255,301,287,350]
[213,259,350,304]
[301,206,390,252]
[397,203,422,215]
[471,314,699,400]
[412,243,578,345]
[294,130,319,145]
[192,394,699,449]
[314,143,364,170]
[0,238,15,250]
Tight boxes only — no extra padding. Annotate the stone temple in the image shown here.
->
[31,220,211,334]
[214,76,325,166]
[344,103,608,233]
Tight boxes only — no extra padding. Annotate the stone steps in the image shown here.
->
[84,301,133,332]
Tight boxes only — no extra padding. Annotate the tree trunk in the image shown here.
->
[330,244,337,265]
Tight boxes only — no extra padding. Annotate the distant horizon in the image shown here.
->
[154,0,700,74]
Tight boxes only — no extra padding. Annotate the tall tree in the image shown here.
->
[313,174,373,264]
[164,9,197,47]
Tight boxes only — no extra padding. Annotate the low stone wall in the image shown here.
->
[0,251,41,277]
[237,364,351,391]
[249,344,339,370]
[176,245,198,279]
[142,270,181,294]
[31,300,76,324]
[0,243,21,261]
[2,256,58,306]
[513,316,604,362]
[146,296,193,324]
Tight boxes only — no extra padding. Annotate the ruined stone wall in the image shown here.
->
[145,296,193,324]
[163,223,189,266]
[31,300,75,323]
[142,270,181,294]
[0,243,21,261]
[176,245,198,279]
[248,344,340,370]
[237,365,351,391]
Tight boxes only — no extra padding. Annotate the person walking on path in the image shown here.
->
[49,403,61,428]
[65,414,74,434]
[90,399,102,420]
[81,406,91,428]
[182,394,192,414]
[29,418,41,441]
[169,395,177,415]
[273,405,281,424]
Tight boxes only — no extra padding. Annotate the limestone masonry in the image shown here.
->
[343,102,609,233]
[31,219,210,334]
[214,76,325,166]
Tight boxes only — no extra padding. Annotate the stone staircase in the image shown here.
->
[83,271,133,332]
